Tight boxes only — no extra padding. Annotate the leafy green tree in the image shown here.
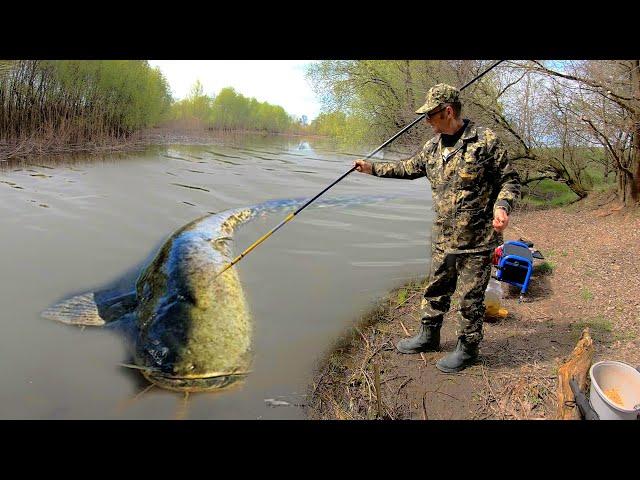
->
[0,60,172,146]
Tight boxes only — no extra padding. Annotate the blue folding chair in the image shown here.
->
[495,240,534,302]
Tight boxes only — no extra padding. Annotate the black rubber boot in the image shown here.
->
[396,322,441,354]
[435,338,479,373]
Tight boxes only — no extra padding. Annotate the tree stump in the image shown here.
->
[556,328,594,420]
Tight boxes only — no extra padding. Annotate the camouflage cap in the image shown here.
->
[415,83,460,114]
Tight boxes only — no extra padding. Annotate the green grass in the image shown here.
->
[534,261,555,275]
[527,390,544,408]
[580,288,594,301]
[592,183,617,194]
[397,289,408,305]
[583,164,618,189]
[613,330,637,342]
[571,315,613,342]
[520,157,619,209]
[521,179,580,208]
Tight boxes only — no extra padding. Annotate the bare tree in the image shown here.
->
[525,60,639,206]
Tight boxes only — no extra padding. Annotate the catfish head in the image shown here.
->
[131,228,252,392]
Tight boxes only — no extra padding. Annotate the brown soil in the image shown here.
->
[305,194,640,420]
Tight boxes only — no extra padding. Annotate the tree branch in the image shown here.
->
[582,117,634,177]
[530,60,635,114]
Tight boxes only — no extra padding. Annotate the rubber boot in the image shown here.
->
[396,322,440,354]
[435,337,479,373]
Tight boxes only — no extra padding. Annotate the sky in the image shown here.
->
[148,60,323,121]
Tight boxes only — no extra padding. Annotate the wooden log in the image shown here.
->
[556,327,594,420]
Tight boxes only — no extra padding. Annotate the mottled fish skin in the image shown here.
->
[132,208,255,392]
[43,195,396,393]
[129,195,398,391]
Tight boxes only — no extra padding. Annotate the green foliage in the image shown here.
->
[49,60,173,133]
[0,60,172,142]
[305,60,504,147]
[171,79,212,124]
[522,152,619,207]
[1,61,303,143]
[168,84,299,134]
[308,111,369,143]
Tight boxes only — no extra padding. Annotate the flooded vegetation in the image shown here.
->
[0,61,172,159]
[0,61,312,162]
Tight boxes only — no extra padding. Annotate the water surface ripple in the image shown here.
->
[0,135,432,419]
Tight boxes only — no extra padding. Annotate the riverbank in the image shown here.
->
[137,125,327,144]
[304,194,640,420]
[0,135,151,162]
[0,126,328,163]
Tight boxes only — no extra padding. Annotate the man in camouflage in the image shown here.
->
[354,84,520,373]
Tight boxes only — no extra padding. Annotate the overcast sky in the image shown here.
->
[148,60,323,121]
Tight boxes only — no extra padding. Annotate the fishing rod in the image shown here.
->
[215,60,505,279]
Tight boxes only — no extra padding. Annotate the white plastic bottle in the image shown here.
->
[484,277,504,318]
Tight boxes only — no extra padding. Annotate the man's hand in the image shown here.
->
[354,159,373,175]
[493,208,509,233]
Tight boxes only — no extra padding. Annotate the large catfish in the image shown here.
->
[42,196,390,392]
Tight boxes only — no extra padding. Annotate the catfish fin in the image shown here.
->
[103,312,139,345]
[96,291,138,322]
[41,292,105,327]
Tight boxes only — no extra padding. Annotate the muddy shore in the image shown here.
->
[304,196,640,420]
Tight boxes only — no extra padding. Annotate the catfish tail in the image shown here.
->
[41,292,105,326]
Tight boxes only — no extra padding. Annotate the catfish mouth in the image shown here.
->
[141,370,249,393]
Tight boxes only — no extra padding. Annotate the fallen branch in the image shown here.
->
[422,392,429,420]
[373,364,383,419]
[556,327,593,420]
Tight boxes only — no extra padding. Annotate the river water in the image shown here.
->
[0,134,433,419]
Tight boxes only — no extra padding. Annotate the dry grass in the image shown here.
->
[306,197,640,421]
[473,362,556,420]
[0,135,151,162]
[306,281,426,420]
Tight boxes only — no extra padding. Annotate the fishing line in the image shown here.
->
[215,60,505,278]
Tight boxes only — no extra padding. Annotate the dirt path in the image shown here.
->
[305,197,640,420]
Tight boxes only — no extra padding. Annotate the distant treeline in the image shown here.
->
[168,81,305,134]
[0,61,314,159]
[0,60,172,144]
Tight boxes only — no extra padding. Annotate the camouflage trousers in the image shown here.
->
[420,247,493,345]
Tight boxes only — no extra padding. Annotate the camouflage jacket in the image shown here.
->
[372,120,520,254]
